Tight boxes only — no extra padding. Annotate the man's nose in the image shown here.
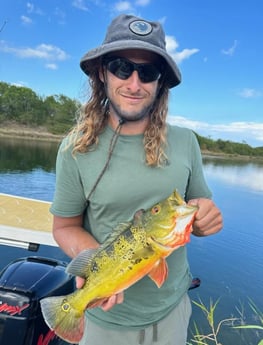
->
[126,70,142,90]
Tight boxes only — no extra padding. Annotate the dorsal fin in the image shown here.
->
[101,222,132,248]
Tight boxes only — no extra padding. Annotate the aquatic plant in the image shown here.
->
[187,298,263,345]
[233,299,263,345]
[187,298,238,345]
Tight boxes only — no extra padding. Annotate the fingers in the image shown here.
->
[188,198,223,236]
[100,292,124,311]
[75,276,85,289]
[192,215,223,236]
[76,275,124,311]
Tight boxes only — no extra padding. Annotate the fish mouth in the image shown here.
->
[173,204,198,216]
[155,210,197,248]
[173,208,197,233]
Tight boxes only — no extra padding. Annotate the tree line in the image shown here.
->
[0,81,80,134]
[0,81,262,157]
[195,133,263,157]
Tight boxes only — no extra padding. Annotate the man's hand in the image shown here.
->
[188,198,223,236]
[75,276,124,311]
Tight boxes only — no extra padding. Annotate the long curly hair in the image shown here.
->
[69,58,170,167]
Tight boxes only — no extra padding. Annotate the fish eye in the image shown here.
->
[151,205,161,214]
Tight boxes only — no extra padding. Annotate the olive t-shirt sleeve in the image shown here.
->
[185,131,212,201]
[50,138,87,217]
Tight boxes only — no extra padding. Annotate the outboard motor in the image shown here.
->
[0,256,75,345]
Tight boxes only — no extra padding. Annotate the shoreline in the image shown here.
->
[1,124,262,163]
[0,124,63,142]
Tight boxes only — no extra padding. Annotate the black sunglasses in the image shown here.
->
[103,56,162,83]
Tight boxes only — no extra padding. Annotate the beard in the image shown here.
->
[107,92,157,122]
[110,102,153,122]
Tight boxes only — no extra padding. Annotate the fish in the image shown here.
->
[40,190,198,343]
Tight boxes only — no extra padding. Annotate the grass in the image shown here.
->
[233,299,263,345]
[187,298,263,345]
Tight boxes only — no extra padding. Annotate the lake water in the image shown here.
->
[0,137,262,345]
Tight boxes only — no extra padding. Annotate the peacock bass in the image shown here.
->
[40,190,198,343]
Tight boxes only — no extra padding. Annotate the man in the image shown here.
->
[50,14,223,345]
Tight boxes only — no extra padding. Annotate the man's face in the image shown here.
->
[100,49,162,122]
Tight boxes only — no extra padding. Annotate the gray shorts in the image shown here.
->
[79,293,192,345]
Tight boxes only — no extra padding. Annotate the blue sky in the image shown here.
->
[1,0,262,147]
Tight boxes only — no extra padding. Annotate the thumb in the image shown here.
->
[188,198,199,206]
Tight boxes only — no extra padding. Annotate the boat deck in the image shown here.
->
[0,193,57,249]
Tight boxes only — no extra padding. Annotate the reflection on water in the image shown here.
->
[0,137,262,345]
[203,157,263,192]
[0,137,59,201]
[0,136,60,172]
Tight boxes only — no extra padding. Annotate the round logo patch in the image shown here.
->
[129,20,153,36]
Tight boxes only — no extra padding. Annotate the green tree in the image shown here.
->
[44,94,80,134]
[0,82,44,125]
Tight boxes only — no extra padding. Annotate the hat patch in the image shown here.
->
[129,20,152,36]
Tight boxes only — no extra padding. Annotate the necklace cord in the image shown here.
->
[86,120,123,200]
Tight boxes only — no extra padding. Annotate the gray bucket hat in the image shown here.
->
[80,14,181,88]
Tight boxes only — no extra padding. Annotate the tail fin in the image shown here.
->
[40,295,85,344]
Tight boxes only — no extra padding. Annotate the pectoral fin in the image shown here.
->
[66,248,98,277]
[148,258,168,288]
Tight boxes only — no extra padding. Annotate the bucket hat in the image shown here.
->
[80,14,181,88]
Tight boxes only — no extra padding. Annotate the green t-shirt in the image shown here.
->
[50,124,211,330]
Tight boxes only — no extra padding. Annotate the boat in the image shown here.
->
[0,193,75,345]
[0,193,55,250]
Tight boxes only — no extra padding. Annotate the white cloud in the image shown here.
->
[165,35,179,51]
[165,35,199,64]
[26,2,44,15]
[21,15,32,25]
[0,41,69,61]
[11,81,29,88]
[114,1,133,12]
[72,0,89,11]
[167,115,263,147]
[26,2,34,13]
[238,88,262,99]
[45,63,58,70]
[221,40,238,56]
